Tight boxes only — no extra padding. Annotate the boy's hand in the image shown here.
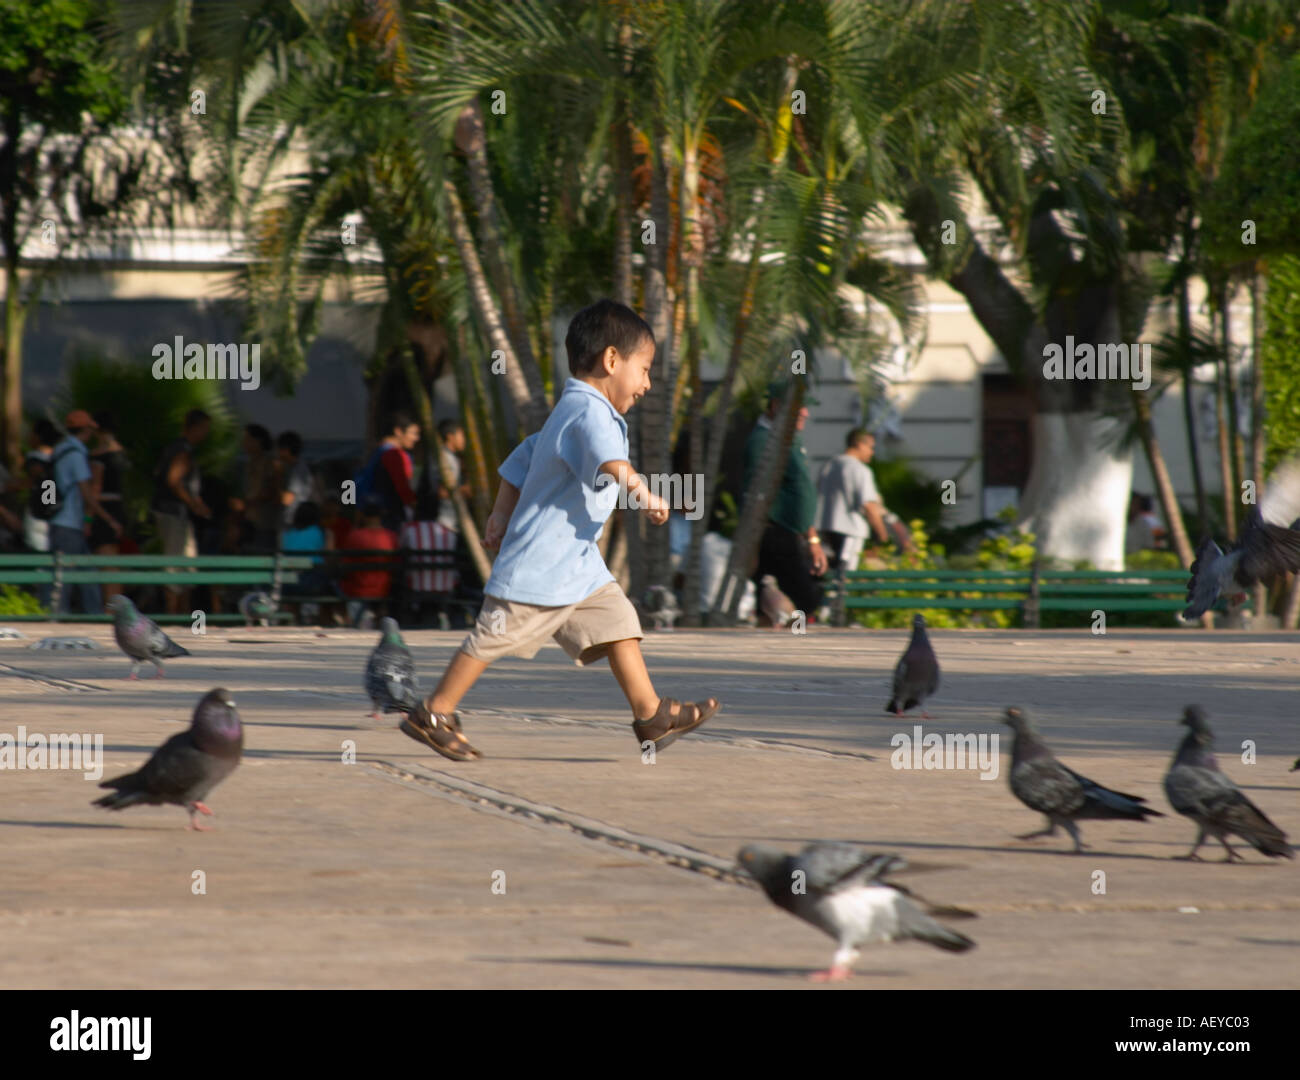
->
[641,491,670,526]
[482,510,510,551]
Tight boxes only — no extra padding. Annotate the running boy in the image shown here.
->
[400,299,720,761]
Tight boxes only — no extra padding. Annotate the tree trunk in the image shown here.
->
[635,123,675,601]
[1251,270,1268,620]
[679,62,800,623]
[1178,261,1209,530]
[2,261,23,470]
[443,178,545,436]
[400,352,492,585]
[1215,277,1235,541]
[712,380,804,620]
[454,99,550,416]
[1132,388,1193,566]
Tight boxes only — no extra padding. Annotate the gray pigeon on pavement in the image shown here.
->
[364,617,420,719]
[1164,706,1292,862]
[1183,458,1300,618]
[1002,707,1163,853]
[642,585,681,631]
[107,595,190,678]
[886,614,940,716]
[738,843,975,981]
[93,688,242,830]
[238,590,277,627]
[759,575,797,629]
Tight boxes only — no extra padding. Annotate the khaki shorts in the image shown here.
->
[461,581,643,666]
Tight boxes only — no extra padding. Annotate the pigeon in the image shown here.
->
[738,843,975,981]
[886,614,940,716]
[238,590,277,627]
[364,617,420,720]
[93,688,242,830]
[1163,705,1292,862]
[642,585,681,631]
[759,574,796,629]
[106,595,190,678]
[1002,706,1163,853]
[1183,457,1300,618]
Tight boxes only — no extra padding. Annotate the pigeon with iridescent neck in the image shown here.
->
[364,617,420,720]
[107,595,190,678]
[93,688,242,830]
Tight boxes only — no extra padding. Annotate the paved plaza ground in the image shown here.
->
[1,622,1296,989]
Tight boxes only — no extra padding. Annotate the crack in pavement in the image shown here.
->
[0,663,109,693]
[365,759,756,887]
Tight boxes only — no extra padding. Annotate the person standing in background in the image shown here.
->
[231,423,278,552]
[50,410,120,615]
[277,430,316,535]
[89,412,130,601]
[743,380,828,621]
[816,429,899,572]
[152,408,212,614]
[435,419,471,536]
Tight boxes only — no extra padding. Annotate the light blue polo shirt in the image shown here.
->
[50,435,92,529]
[486,378,629,605]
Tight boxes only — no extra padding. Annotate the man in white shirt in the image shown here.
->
[435,419,471,535]
[816,429,894,572]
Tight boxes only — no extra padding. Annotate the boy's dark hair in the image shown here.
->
[292,500,321,530]
[184,408,211,429]
[245,423,272,451]
[437,418,463,441]
[565,299,655,377]
[277,430,303,457]
[846,428,875,449]
[390,411,416,433]
[33,418,59,446]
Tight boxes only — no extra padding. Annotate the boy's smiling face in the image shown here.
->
[585,337,655,414]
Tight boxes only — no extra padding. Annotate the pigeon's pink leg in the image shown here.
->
[921,711,933,719]
[186,819,212,832]
[193,802,214,816]
[809,966,852,983]
[126,672,138,680]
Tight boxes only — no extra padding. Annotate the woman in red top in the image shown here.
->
[341,498,398,600]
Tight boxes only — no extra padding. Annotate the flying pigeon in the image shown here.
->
[642,585,681,631]
[1164,706,1292,862]
[238,591,277,627]
[106,595,191,678]
[93,688,243,830]
[738,843,975,981]
[759,575,797,629]
[886,614,940,717]
[1183,458,1300,618]
[1002,707,1163,853]
[364,617,420,720]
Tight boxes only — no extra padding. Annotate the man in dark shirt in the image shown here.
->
[742,380,828,620]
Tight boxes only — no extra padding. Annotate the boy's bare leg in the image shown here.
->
[426,649,490,715]
[606,638,661,720]
[402,648,487,760]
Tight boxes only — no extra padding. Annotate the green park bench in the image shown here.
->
[828,566,1189,628]
[0,553,314,623]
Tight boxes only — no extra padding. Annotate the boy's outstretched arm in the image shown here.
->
[482,479,520,551]
[599,460,669,525]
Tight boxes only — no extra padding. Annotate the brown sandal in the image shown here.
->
[633,697,720,753]
[399,707,481,761]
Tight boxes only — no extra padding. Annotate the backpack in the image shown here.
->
[27,445,77,522]
[351,445,386,505]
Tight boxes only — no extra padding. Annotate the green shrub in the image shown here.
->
[0,584,44,616]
